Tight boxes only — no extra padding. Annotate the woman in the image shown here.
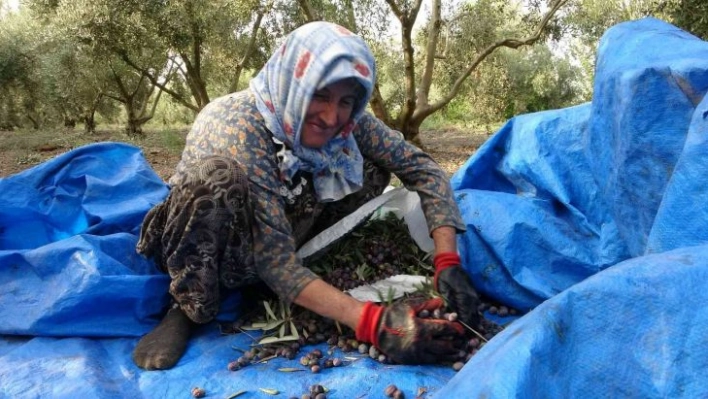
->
[133,21,480,370]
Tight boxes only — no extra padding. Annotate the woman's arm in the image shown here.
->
[293,279,364,329]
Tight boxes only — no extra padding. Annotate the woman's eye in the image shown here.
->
[313,93,328,101]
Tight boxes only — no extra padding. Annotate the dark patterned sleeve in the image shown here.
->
[179,93,319,303]
[249,181,319,303]
[353,112,465,234]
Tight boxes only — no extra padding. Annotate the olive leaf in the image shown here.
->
[263,300,278,320]
[259,334,299,345]
[244,320,284,331]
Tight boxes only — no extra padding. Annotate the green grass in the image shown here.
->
[0,124,190,176]
[155,128,189,153]
[0,128,85,151]
[421,115,504,135]
[0,124,189,153]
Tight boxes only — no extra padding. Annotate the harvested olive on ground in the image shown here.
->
[385,384,399,397]
[445,312,458,322]
[232,215,521,369]
[191,387,206,398]
[310,384,325,395]
[358,343,369,354]
[452,361,465,371]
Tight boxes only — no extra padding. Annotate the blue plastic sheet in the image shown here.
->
[446,17,708,397]
[452,18,708,311]
[2,17,708,398]
[436,244,708,398]
[0,143,171,337]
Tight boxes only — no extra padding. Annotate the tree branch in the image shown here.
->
[369,81,392,126]
[230,8,265,92]
[144,62,177,120]
[178,51,206,107]
[103,92,126,104]
[385,0,403,20]
[136,76,157,117]
[117,51,199,112]
[108,63,130,100]
[418,0,569,121]
[417,0,441,108]
[297,0,318,21]
[130,74,148,100]
[410,0,424,22]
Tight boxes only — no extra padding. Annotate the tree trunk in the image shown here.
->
[402,119,425,150]
[27,114,40,130]
[84,93,101,134]
[125,118,143,136]
[83,113,96,134]
[63,116,76,128]
[124,105,144,136]
[380,0,568,145]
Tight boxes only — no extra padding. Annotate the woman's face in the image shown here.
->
[300,79,359,148]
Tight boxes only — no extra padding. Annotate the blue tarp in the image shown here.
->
[1,17,707,398]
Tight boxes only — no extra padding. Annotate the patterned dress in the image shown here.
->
[137,91,464,323]
[136,22,464,324]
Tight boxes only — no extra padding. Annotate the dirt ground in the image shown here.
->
[0,127,491,180]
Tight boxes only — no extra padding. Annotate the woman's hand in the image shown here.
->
[355,298,466,364]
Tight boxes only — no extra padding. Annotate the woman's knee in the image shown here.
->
[178,156,248,191]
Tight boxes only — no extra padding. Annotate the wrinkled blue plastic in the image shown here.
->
[2,17,708,398]
[436,244,708,398]
[0,143,171,337]
[452,17,708,311]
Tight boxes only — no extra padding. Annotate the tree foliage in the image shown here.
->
[0,11,50,129]
[10,0,686,139]
[562,0,661,44]
[390,0,569,142]
[655,0,708,40]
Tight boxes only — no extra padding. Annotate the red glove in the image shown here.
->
[355,298,466,364]
[434,252,481,329]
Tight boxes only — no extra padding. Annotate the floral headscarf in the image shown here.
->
[249,21,376,202]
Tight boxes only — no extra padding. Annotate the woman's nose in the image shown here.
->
[320,102,338,127]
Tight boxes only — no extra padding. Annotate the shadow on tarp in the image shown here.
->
[0,329,459,398]
[436,244,708,398]
[0,142,461,398]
